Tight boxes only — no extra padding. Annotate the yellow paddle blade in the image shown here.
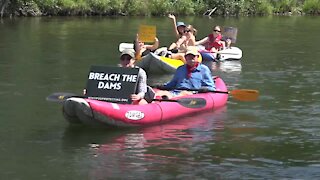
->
[229,89,259,101]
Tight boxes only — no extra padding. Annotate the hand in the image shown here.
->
[131,94,141,101]
[198,87,209,93]
[168,14,175,19]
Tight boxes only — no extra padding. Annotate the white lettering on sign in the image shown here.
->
[97,82,121,90]
[122,74,138,82]
[89,72,121,81]
[125,110,144,120]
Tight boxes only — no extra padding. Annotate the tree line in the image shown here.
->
[1,0,320,18]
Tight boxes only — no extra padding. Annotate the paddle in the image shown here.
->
[153,87,259,102]
[46,92,207,108]
[217,89,259,102]
[152,97,206,108]
[46,92,83,103]
[199,50,239,55]
[120,42,238,55]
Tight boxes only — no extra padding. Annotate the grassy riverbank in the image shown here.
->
[1,0,320,17]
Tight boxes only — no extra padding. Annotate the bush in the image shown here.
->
[76,0,90,15]
[88,0,109,15]
[303,0,320,14]
[173,0,195,15]
[123,0,149,16]
[192,0,208,15]
[148,0,171,16]
[35,0,57,10]
[2,0,320,17]
[9,0,42,16]
[106,0,125,15]
[271,0,298,14]
[244,0,273,16]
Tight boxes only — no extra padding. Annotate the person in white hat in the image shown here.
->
[120,49,148,104]
[155,47,215,98]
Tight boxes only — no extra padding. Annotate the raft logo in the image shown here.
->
[189,100,197,105]
[125,110,144,120]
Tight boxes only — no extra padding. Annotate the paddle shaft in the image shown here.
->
[183,89,230,95]
[152,87,259,101]
[155,87,229,94]
[199,50,239,55]
[152,99,179,102]
[207,90,228,94]
[120,43,239,55]
[47,92,208,108]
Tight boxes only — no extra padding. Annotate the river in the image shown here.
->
[0,16,319,179]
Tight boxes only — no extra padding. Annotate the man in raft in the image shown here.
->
[155,46,215,99]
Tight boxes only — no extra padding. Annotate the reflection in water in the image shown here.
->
[200,60,243,92]
[211,61,242,74]
[63,107,227,179]
[202,60,242,74]
[93,108,227,179]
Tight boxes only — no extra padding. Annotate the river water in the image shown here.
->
[0,16,320,179]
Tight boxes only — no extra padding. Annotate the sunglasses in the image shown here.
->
[213,29,221,32]
[184,29,191,33]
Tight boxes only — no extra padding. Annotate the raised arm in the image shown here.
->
[168,14,180,38]
[145,37,159,51]
[134,34,142,59]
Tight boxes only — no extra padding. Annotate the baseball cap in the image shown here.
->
[185,47,199,56]
[176,21,186,27]
[120,49,135,58]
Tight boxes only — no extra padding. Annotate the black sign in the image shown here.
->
[85,65,139,104]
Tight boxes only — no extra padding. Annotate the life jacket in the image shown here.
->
[206,34,223,51]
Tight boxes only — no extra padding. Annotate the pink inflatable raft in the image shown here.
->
[62,77,228,127]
